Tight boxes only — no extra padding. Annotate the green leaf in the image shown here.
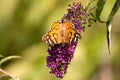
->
[106,0,120,54]
[107,0,120,22]
[96,0,106,23]
[106,22,112,54]
[0,56,21,66]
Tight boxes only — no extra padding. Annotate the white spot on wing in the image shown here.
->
[48,39,52,45]
[74,37,77,42]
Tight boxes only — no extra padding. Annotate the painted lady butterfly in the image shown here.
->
[42,20,81,45]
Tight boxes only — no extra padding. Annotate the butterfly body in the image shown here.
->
[42,21,81,45]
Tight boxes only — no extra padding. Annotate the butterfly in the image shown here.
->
[42,20,81,45]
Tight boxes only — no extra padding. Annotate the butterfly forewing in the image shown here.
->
[63,21,77,43]
[42,21,61,45]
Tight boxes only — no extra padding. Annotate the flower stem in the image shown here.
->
[0,68,19,80]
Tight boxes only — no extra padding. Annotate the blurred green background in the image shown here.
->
[0,0,120,80]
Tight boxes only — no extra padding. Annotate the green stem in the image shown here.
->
[0,56,21,66]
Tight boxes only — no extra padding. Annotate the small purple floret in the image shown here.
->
[72,20,85,32]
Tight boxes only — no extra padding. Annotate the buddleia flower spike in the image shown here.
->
[42,1,96,78]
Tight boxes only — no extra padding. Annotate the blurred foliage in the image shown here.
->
[0,0,120,80]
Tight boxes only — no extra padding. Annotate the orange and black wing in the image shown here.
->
[63,21,81,43]
[42,21,61,45]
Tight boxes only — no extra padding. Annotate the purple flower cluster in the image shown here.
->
[46,2,95,78]
[47,42,77,78]
[62,2,95,32]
